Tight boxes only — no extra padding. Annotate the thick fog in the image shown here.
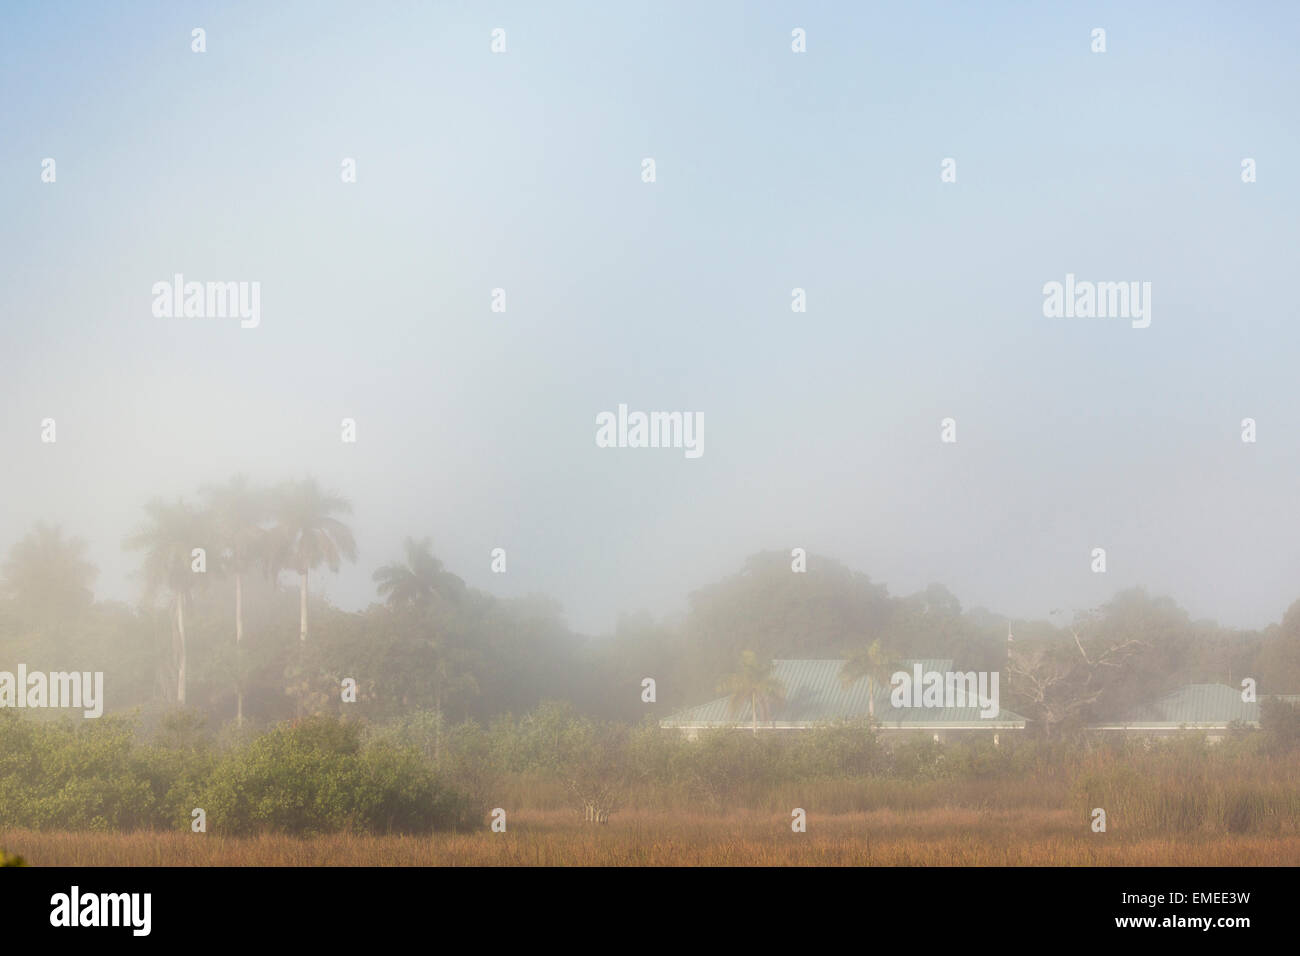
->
[3,2,1298,635]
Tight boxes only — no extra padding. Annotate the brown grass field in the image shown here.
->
[5,808,1299,866]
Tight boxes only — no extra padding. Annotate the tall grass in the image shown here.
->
[1071,747,1300,835]
[4,810,1298,866]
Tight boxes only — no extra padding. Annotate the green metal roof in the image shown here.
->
[1107,684,1260,727]
[660,659,1026,729]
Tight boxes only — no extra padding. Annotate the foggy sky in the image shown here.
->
[3,1,1299,635]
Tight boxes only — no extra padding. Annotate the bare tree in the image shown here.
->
[1007,616,1146,737]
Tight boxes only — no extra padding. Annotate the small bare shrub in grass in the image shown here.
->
[552,718,630,824]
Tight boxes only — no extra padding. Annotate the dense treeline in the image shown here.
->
[2,476,1300,735]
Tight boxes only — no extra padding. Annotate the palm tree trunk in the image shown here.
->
[176,596,187,706]
[235,572,244,726]
[868,676,875,720]
[298,570,309,642]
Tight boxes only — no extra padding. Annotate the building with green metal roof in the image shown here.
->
[661,661,1299,743]
[1088,683,1298,739]
[660,658,1027,742]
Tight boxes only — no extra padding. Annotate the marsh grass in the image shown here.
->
[4,809,1297,866]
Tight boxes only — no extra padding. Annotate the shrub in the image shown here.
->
[1261,697,1300,754]
[201,716,474,835]
[0,711,161,830]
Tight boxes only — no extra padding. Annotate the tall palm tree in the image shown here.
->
[841,638,891,720]
[718,650,786,735]
[270,479,357,643]
[374,537,472,761]
[374,536,449,610]
[201,475,270,725]
[124,499,209,705]
[1,523,97,621]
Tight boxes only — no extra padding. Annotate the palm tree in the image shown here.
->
[124,499,210,705]
[270,479,357,643]
[201,475,270,725]
[841,638,892,721]
[718,650,786,734]
[373,536,460,610]
[374,537,472,761]
[1,523,97,621]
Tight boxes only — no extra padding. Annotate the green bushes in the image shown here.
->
[0,712,162,830]
[0,711,474,835]
[787,720,885,778]
[201,717,474,835]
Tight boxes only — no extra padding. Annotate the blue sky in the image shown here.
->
[3,1,1299,633]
